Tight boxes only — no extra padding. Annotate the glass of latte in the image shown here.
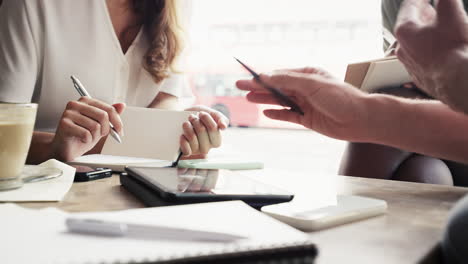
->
[0,103,37,190]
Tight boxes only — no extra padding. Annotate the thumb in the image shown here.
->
[112,103,126,115]
[437,0,466,26]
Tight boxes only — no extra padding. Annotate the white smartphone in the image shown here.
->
[261,195,387,231]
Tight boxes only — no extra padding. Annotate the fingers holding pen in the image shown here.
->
[78,97,125,136]
[58,117,93,144]
[259,72,321,96]
[64,100,112,141]
[271,67,334,77]
[239,73,317,106]
[236,79,266,92]
[62,108,103,141]
[236,66,334,93]
[237,75,320,101]
[52,85,126,161]
[246,92,300,106]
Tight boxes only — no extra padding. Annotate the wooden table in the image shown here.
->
[19,175,468,264]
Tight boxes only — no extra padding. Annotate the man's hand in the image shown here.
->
[395,0,468,113]
[236,68,372,142]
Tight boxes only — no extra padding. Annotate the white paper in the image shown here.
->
[0,159,75,202]
[361,59,411,92]
[1,201,311,264]
[101,107,192,161]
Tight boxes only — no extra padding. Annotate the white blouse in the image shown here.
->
[0,0,193,132]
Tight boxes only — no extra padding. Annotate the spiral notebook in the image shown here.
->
[2,201,317,264]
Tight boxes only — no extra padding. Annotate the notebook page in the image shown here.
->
[102,107,192,161]
[2,201,311,264]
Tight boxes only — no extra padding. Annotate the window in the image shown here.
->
[187,0,382,128]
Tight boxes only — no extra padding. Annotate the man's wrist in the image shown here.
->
[360,94,405,145]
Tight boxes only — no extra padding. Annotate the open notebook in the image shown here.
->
[69,106,265,171]
[69,107,193,171]
[69,155,265,172]
[2,201,317,263]
[69,154,173,172]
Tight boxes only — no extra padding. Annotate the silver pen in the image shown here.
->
[70,75,122,143]
[66,217,247,242]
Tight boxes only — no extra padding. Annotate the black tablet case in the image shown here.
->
[120,168,293,209]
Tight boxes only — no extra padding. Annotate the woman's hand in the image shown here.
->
[236,67,372,142]
[180,105,229,157]
[50,97,125,162]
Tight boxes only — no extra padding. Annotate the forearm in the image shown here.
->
[365,94,468,163]
[27,131,54,164]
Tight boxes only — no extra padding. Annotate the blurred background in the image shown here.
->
[186,0,383,129]
[185,0,383,176]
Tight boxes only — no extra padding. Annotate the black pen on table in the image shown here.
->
[234,57,304,115]
[70,75,122,143]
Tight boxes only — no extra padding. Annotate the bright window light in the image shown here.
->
[187,0,382,128]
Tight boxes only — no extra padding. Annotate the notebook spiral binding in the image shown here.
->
[127,240,318,264]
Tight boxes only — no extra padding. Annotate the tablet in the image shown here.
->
[125,167,294,208]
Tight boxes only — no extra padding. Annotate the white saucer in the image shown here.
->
[0,166,63,191]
